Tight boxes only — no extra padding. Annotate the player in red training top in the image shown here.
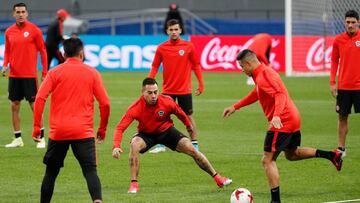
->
[148,19,204,153]
[112,78,231,194]
[330,10,360,158]
[246,33,272,85]
[223,50,343,203]
[32,38,110,203]
[2,3,48,148]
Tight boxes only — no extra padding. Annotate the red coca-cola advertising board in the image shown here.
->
[291,36,334,74]
[190,35,285,72]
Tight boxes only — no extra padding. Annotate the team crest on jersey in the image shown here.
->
[178,49,185,56]
[158,110,165,116]
[356,40,360,47]
[23,31,29,38]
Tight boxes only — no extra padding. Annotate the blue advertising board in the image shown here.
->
[0,35,189,71]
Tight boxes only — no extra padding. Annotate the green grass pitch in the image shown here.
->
[0,72,359,203]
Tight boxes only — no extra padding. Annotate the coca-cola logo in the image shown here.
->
[200,37,281,71]
[201,37,244,70]
[306,38,332,71]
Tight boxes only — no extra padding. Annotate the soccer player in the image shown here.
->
[148,19,204,153]
[32,38,110,203]
[46,9,69,69]
[223,50,343,203]
[330,9,360,157]
[112,78,231,194]
[246,33,272,85]
[2,2,48,148]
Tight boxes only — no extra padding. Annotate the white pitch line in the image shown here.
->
[322,199,360,203]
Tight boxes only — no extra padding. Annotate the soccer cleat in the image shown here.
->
[246,77,255,86]
[149,145,166,154]
[331,149,343,171]
[337,148,346,158]
[36,137,46,149]
[214,174,232,188]
[128,182,139,194]
[5,137,24,148]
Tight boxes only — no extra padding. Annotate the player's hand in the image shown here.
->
[96,136,104,144]
[223,106,236,118]
[195,89,202,96]
[32,127,42,142]
[195,85,204,96]
[330,84,337,98]
[112,147,123,159]
[2,66,8,77]
[97,128,106,140]
[186,125,194,137]
[270,116,283,129]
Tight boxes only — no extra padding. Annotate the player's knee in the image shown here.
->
[261,156,273,166]
[130,137,143,152]
[81,164,97,175]
[284,150,298,161]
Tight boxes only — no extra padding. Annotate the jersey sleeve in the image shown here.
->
[233,88,258,109]
[330,39,340,86]
[3,31,10,67]
[33,72,53,133]
[257,53,270,65]
[113,109,135,149]
[149,47,162,78]
[258,72,287,117]
[171,100,191,127]
[35,27,48,77]
[93,71,110,137]
[190,43,204,92]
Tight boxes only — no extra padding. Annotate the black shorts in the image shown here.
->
[264,131,301,152]
[43,137,96,168]
[336,90,360,115]
[133,127,186,153]
[8,77,38,102]
[164,94,193,115]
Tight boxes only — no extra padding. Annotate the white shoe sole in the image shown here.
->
[222,179,233,187]
[149,148,166,154]
[5,144,24,148]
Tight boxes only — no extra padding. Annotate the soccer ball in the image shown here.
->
[230,188,253,203]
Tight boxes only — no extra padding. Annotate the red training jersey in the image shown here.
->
[33,58,110,140]
[3,21,48,78]
[248,33,272,65]
[113,94,191,148]
[330,30,360,90]
[233,64,300,132]
[149,38,204,94]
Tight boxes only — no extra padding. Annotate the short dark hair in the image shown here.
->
[13,3,27,11]
[142,77,157,87]
[63,38,84,57]
[166,19,181,29]
[345,10,359,21]
[236,49,256,61]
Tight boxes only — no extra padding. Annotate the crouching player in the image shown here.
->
[112,77,232,193]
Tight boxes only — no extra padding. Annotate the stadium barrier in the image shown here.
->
[0,35,333,74]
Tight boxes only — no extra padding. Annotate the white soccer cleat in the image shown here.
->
[246,77,255,86]
[5,137,24,148]
[337,148,346,158]
[36,137,46,149]
[149,145,166,154]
